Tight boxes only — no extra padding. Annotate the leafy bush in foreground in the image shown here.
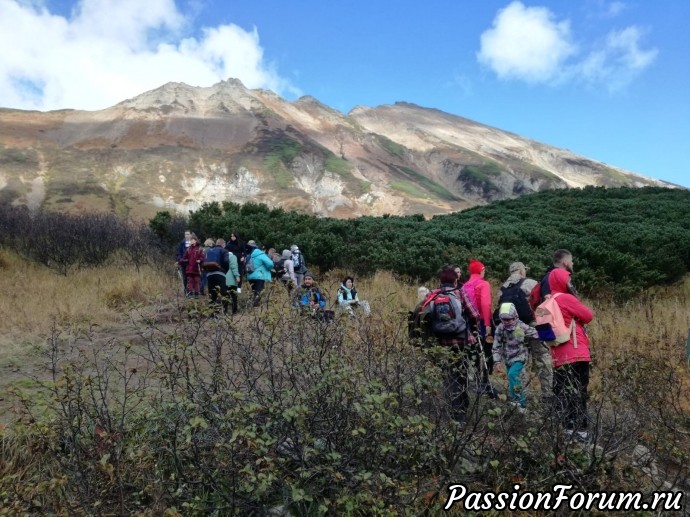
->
[2,288,689,515]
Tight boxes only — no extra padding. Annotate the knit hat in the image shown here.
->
[247,240,257,247]
[509,261,528,274]
[282,249,292,260]
[499,302,518,319]
[469,259,485,275]
[304,271,315,280]
[499,302,519,331]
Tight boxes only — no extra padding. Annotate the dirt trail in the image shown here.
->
[0,288,271,425]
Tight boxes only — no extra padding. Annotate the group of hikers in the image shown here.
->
[177,231,593,443]
[175,230,370,317]
[411,250,594,444]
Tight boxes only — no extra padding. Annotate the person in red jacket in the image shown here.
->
[462,259,496,397]
[548,268,594,443]
[179,235,205,297]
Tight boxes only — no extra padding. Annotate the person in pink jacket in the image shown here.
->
[462,259,496,397]
[548,268,594,443]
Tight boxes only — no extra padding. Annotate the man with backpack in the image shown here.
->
[412,267,480,424]
[529,249,579,311]
[538,268,594,444]
[203,239,230,314]
[495,262,553,398]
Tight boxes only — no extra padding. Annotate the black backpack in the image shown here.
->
[492,278,534,326]
[274,258,287,277]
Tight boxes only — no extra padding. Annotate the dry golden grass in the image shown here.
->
[0,248,174,367]
[1,252,689,406]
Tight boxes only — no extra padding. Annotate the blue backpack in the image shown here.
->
[203,247,224,272]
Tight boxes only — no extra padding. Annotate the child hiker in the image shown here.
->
[492,302,538,410]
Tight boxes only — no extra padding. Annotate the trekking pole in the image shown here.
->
[473,331,496,394]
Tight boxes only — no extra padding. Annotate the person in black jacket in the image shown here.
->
[204,239,230,313]
[225,231,248,292]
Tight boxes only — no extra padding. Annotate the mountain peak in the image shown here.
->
[111,78,260,114]
[0,80,677,219]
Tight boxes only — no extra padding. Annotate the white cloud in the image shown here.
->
[478,1,657,90]
[606,2,627,17]
[0,0,294,110]
[477,1,577,83]
[579,26,658,91]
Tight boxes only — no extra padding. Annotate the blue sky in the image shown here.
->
[1,0,688,187]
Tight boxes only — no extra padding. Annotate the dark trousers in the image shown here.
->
[443,347,471,422]
[207,274,228,313]
[225,286,238,314]
[248,279,265,307]
[553,361,590,431]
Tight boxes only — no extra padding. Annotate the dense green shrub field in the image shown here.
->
[151,186,690,299]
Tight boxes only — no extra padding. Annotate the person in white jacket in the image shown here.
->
[277,249,297,289]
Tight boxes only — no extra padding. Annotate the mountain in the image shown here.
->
[0,79,674,219]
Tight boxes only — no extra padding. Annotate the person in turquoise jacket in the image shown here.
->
[246,240,275,307]
[220,238,241,314]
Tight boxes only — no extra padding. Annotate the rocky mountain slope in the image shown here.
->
[0,79,673,219]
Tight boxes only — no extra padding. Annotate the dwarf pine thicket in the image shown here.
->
[0,187,688,514]
[167,186,690,299]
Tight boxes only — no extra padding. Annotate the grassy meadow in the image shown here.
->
[1,249,689,514]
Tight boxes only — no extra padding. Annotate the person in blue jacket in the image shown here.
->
[246,240,275,307]
[292,272,327,315]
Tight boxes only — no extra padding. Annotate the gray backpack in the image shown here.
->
[423,289,467,336]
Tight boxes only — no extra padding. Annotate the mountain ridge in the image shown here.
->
[0,78,675,219]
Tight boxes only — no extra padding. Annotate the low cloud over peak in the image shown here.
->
[0,0,293,111]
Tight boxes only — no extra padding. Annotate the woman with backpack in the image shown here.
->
[546,268,594,444]
[412,267,480,425]
[246,240,275,307]
[277,249,297,289]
